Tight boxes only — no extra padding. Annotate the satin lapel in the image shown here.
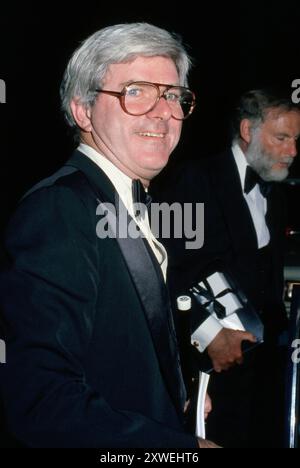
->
[209,150,258,253]
[66,151,186,415]
[114,195,186,415]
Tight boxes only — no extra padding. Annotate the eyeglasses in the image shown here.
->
[94,81,196,120]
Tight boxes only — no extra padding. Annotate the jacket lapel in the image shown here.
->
[66,151,186,416]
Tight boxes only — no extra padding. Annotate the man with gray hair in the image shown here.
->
[152,88,300,447]
[0,23,217,448]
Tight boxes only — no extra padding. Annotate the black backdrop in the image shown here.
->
[0,0,300,448]
[0,1,300,229]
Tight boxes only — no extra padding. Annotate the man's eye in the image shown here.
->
[126,88,141,97]
[276,136,285,141]
[165,93,179,102]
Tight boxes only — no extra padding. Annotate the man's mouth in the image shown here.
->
[278,159,293,168]
[137,132,166,138]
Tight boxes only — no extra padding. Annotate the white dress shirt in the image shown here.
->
[194,144,271,351]
[77,143,168,281]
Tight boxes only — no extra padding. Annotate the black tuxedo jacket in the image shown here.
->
[151,149,288,336]
[0,151,197,448]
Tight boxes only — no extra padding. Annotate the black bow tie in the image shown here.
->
[132,179,152,211]
[244,166,272,198]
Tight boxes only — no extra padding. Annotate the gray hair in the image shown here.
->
[60,22,192,130]
[231,88,300,143]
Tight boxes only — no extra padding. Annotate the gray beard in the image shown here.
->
[245,131,293,182]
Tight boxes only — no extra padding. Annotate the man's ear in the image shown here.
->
[70,98,92,132]
[240,119,252,145]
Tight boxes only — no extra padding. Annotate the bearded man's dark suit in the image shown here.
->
[151,149,288,447]
[0,150,198,448]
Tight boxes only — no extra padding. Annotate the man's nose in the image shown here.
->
[147,96,172,120]
[287,140,298,158]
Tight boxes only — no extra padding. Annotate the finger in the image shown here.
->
[241,331,257,342]
[205,440,223,448]
[205,394,212,414]
[216,363,231,372]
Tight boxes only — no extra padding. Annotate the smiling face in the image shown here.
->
[245,108,300,181]
[72,56,183,186]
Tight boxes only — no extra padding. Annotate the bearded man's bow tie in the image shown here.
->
[244,166,272,197]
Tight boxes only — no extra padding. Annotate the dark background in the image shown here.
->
[0,1,299,229]
[0,0,300,448]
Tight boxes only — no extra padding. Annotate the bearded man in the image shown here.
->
[151,88,300,447]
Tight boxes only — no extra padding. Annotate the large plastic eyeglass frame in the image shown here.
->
[94,81,196,120]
